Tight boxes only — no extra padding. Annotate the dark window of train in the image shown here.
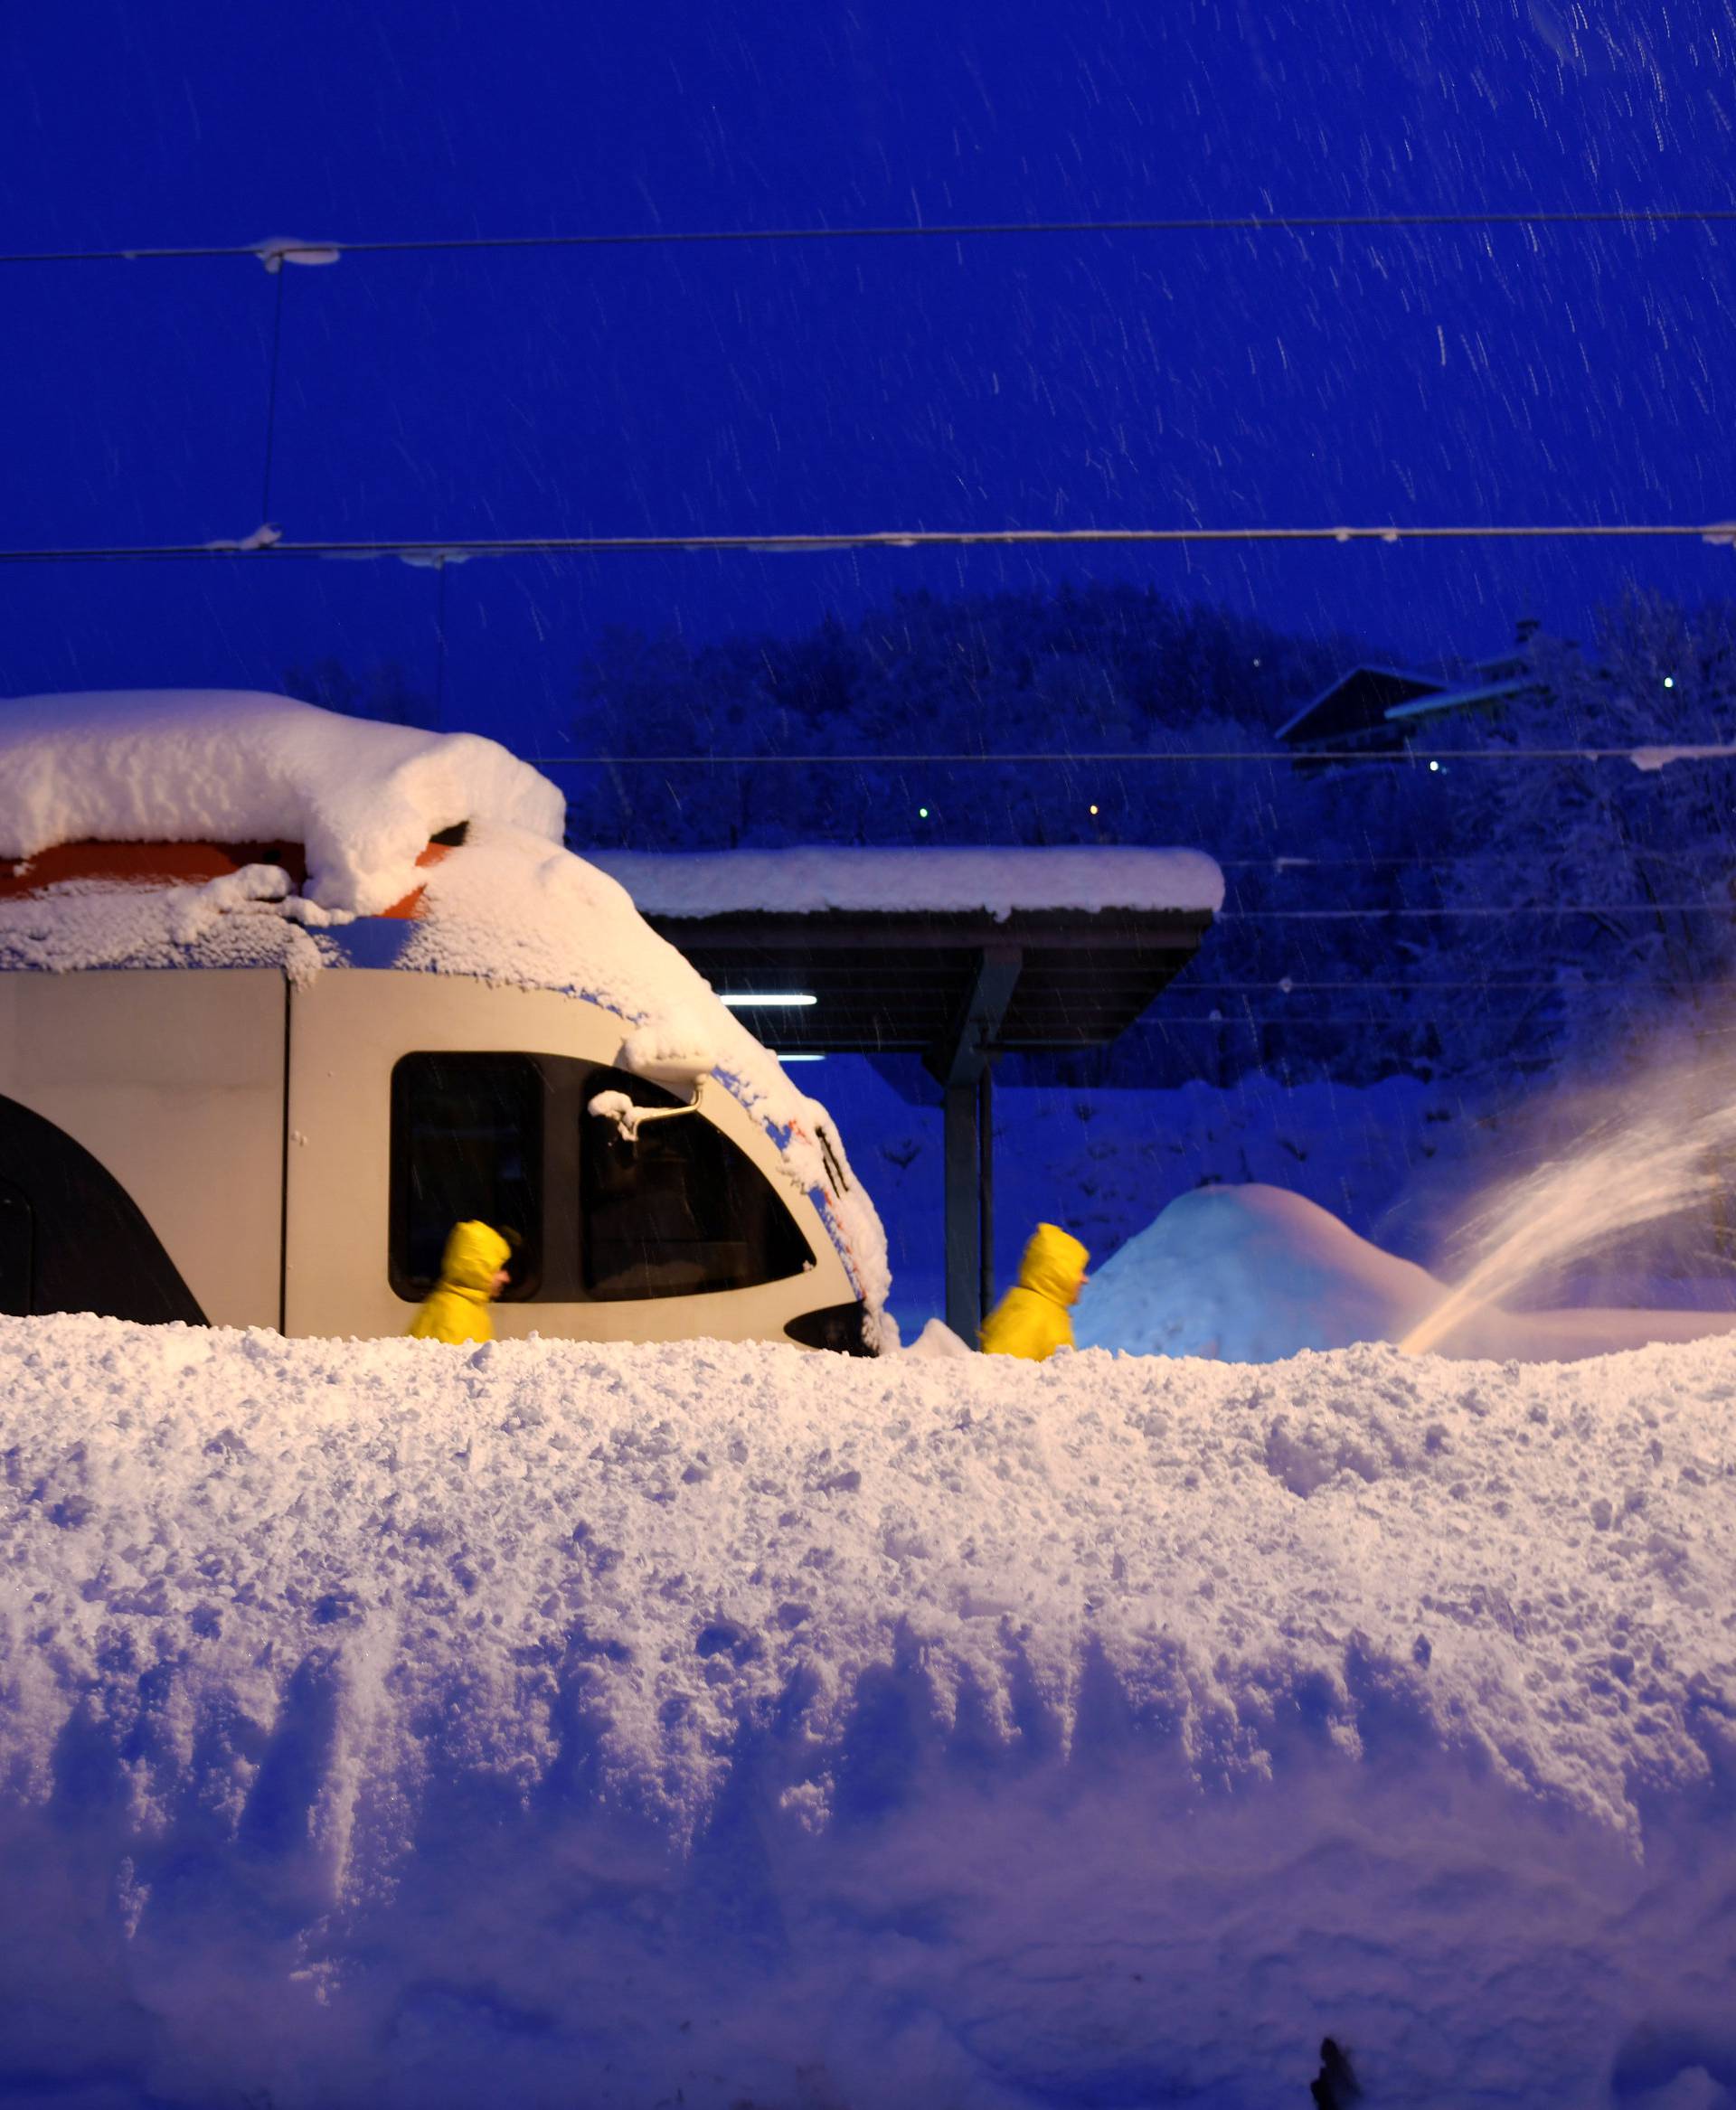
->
[390,1053,543,1300]
[0,1178,33,1317]
[580,1070,813,1301]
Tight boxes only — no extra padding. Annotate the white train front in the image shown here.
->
[0,692,888,1352]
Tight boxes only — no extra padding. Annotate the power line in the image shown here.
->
[7,205,1736,268]
[1220,901,1736,918]
[4,523,1730,569]
[1138,1012,1651,1024]
[542,743,1730,765]
[1216,848,1736,869]
[1180,976,1726,991]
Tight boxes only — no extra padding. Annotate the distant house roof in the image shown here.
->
[1278,626,1552,750]
[1276,665,1446,746]
[1384,674,1541,724]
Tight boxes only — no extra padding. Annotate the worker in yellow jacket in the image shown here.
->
[980,1223,1090,1361]
[406,1220,514,1344]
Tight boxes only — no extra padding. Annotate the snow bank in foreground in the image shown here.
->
[591,843,1226,918]
[1079,1182,1736,1365]
[4,1315,1735,2107]
[0,690,565,914]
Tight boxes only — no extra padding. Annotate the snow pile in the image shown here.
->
[1078,1183,1443,1360]
[1078,1183,1736,1364]
[591,843,1226,919]
[0,690,564,914]
[4,1313,1736,2107]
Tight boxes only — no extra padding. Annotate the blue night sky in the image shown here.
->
[3,0,1733,749]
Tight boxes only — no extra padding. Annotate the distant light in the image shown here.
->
[774,1051,826,1063]
[918,805,929,819]
[1252,657,1261,667]
[1429,759,1440,772]
[1664,675,1676,689]
[720,993,817,1008]
[1089,803,1099,815]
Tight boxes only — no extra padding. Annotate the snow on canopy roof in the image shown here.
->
[0,689,565,915]
[589,844,1225,921]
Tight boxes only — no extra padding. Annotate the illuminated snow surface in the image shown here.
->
[4,1314,1735,2108]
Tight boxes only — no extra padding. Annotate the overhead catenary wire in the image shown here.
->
[4,522,1731,569]
[6,204,1736,268]
[534,742,1736,765]
[12,201,1731,701]
[1220,902,1736,918]
[1134,1013,1630,1024]
[1215,849,1736,869]
[1177,975,1736,990]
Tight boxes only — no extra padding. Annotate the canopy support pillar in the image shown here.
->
[928,947,1021,1343]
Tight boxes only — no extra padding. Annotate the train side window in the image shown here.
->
[390,1053,543,1300]
[581,1071,813,1301]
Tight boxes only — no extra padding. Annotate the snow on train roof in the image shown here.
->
[591,843,1225,919]
[0,691,891,1315]
[0,688,565,914]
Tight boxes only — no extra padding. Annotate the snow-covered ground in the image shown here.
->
[5,1313,1735,2108]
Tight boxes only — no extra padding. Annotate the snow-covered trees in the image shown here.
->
[1428,594,1736,1076]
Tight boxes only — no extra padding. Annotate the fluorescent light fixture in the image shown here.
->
[774,1051,826,1062]
[720,993,817,1008]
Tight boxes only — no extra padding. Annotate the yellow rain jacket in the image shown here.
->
[407,1220,513,1344]
[979,1223,1090,1361]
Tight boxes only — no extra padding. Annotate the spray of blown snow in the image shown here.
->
[1401,1060,1736,1356]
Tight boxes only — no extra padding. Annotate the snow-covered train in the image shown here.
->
[0,693,887,1352]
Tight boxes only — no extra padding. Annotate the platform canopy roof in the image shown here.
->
[590,846,1222,1077]
[593,846,1222,1340]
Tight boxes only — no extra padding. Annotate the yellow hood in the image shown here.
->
[439,1220,512,1297]
[1017,1223,1090,1306]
